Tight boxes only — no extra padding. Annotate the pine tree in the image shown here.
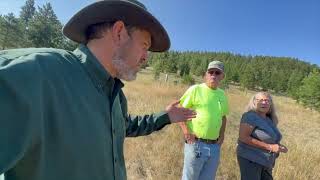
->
[0,13,21,49]
[19,0,36,47]
[240,65,256,90]
[20,0,35,27]
[298,69,320,110]
[287,72,304,99]
[28,3,64,48]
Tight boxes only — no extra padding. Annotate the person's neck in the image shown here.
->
[87,40,116,78]
[255,111,267,118]
[205,82,218,90]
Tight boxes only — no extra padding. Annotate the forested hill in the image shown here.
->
[149,51,320,111]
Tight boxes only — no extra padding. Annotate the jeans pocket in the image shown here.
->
[194,143,201,158]
[185,142,201,159]
[195,150,201,158]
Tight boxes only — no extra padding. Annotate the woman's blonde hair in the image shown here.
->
[245,92,279,125]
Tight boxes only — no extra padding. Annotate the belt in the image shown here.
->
[195,137,218,144]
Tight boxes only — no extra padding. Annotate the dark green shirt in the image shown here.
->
[0,45,171,180]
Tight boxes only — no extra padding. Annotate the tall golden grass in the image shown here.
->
[123,69,320,180]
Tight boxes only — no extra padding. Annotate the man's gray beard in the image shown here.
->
[112,58,137,81]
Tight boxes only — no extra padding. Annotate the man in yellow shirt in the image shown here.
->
[179,61,229,180]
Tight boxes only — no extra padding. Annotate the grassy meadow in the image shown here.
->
[123,68,320,180]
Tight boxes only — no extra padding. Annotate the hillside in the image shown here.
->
[123,69,320,180]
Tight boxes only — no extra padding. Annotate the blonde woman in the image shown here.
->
[237,92,288,180]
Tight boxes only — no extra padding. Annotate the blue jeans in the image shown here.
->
[182,141,221,180]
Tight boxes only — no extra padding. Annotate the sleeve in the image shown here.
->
[118,91,171,137]
[0,54,41,173]
[240,112,257,127]
[179,85,196,108]
[125,112,171,137]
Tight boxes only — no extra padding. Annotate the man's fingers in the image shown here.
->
[166,101,196,122]
[182,108,196,115]
[166,100,180,111]
[182,108,193,112]
[185,111,197,117]
[185,115,196,120]
[182,111,196,118]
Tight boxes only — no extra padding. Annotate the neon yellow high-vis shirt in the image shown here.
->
[180,83,229,140]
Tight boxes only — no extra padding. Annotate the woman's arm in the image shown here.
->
[239,123,280,153]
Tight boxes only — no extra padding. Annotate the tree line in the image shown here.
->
[149,51,320,111]
[0,0,77,51]
[1,0,319,111]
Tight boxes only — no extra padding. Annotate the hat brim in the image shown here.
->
[62,0,170,52]
[207,67,224,72]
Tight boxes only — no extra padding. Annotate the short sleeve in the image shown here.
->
[240,112,257,127]
[180,85,197,108]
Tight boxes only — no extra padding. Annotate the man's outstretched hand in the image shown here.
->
[166,100,196,123]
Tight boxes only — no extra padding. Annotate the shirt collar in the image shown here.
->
[73,44,124,90]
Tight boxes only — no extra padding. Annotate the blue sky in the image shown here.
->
[0,0,319,65]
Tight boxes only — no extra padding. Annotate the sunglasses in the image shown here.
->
[207,70,222,76]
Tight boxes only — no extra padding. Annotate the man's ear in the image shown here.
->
[221,73,225,80]
[111,20,127,46]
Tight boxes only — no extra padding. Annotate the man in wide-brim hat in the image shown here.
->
[0,1,196,180]
[63,0,171,81]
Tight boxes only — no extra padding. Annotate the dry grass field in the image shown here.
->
[123,68,320,180]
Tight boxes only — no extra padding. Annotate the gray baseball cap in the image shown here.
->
[207,60,224,72]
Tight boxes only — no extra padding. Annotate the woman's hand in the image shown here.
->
[268,144,288,153]
[268,144,280,153]
[278,144,288,153]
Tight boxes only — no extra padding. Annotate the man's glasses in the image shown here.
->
[207,70,222,76]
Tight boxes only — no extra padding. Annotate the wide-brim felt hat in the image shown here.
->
[62,0,170,52]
